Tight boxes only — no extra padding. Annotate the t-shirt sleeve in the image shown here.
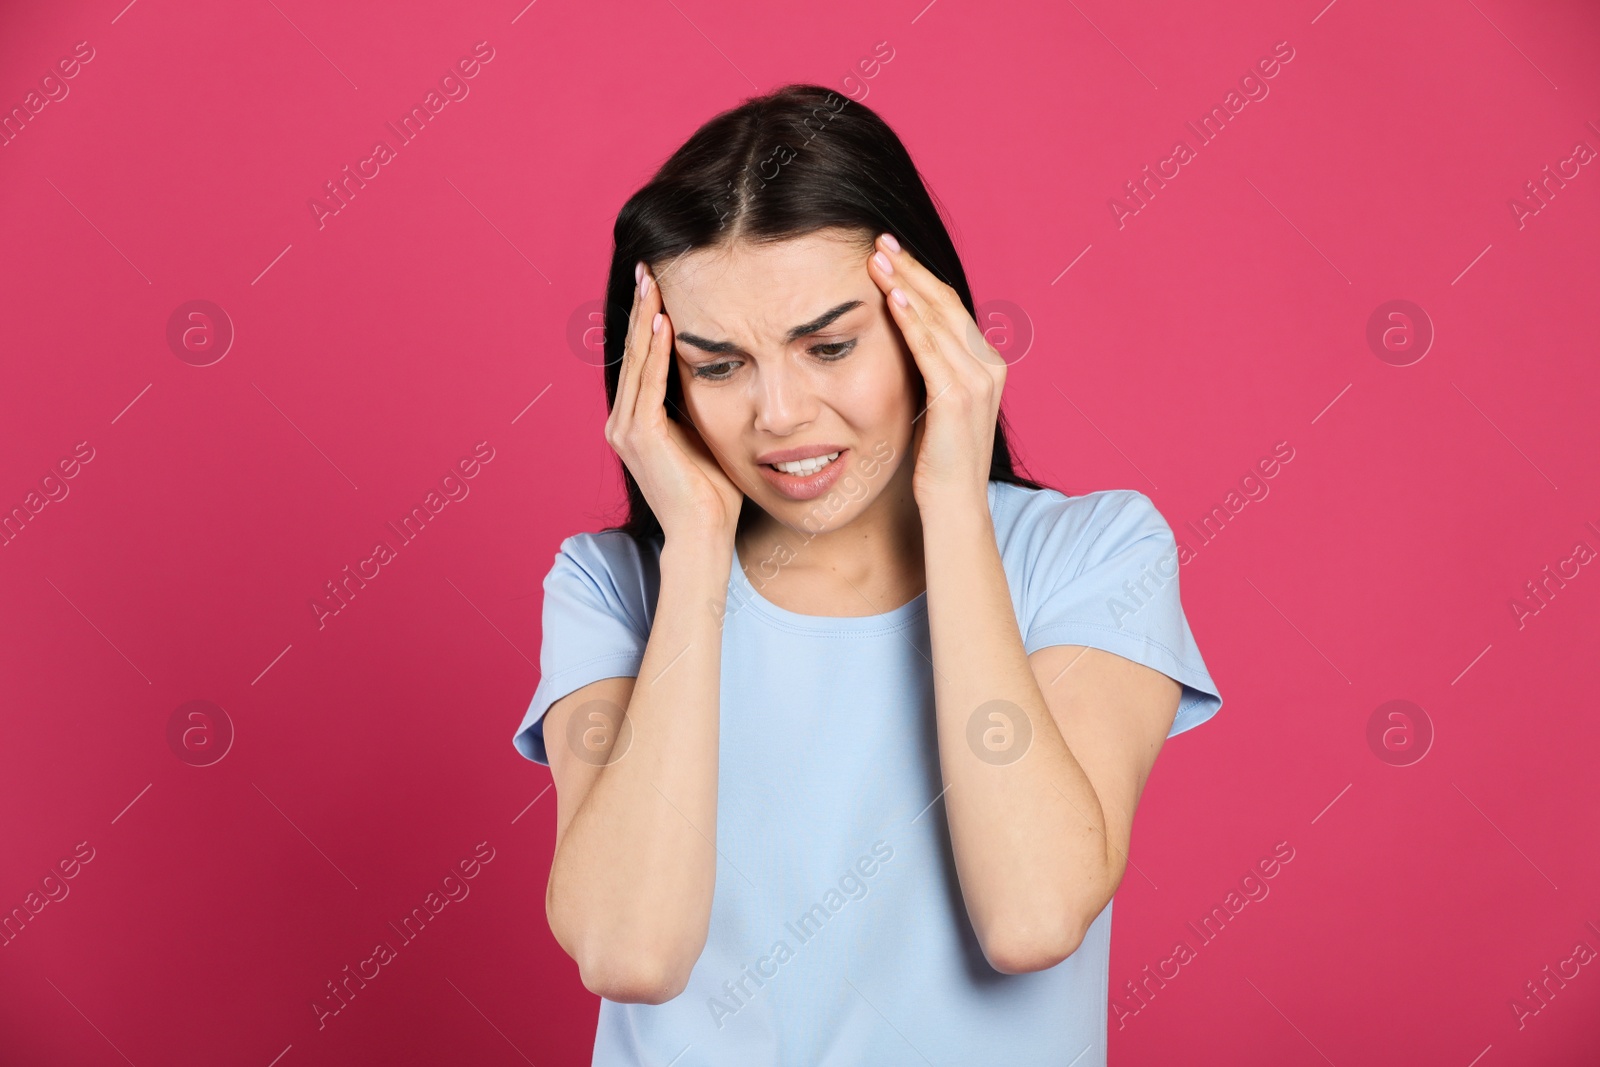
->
[1023,490,1223,739]
[511,533,652,765]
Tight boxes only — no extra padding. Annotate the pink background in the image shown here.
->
[3,0,1598,1063]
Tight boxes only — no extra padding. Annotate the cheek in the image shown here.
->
[800,350,907,471]
[869,321,922,407]
[838,340,917,425]
[680,377,743,443]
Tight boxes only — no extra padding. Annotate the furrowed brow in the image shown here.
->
[675,300,863,356]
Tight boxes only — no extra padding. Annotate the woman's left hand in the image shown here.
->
[867,233,1007,512]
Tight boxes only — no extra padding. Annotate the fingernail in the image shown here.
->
[873,251,893,274]
[635,261,645,284]
[881,233,900,253]
[639,273,650,298]
[652,311,662,334]
[891,287,908,307]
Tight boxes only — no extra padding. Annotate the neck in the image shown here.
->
[735,467,928,614]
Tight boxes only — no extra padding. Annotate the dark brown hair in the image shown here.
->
[600,82,1050,546]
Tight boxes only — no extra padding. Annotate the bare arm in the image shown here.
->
[541,259,743,1004]
[859,232,1179,974]
[544,537,731,1004]
[923,492,1179,974]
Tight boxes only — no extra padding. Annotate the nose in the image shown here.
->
[751,356,818,436]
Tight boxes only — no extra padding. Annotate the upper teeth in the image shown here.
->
[772,452,840,475]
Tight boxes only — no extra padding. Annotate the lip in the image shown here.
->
[755,443,848,465]
[756,448,849,502]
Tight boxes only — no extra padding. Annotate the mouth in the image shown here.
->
[757,448,849,501]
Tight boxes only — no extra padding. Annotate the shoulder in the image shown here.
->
[547,525,671,581]
[548,528,651,579]
[991,482,1168,568]
[543,528,663,629]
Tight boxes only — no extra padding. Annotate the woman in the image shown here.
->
[512,83,1223,1065]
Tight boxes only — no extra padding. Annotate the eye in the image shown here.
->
[691,360,740,381]
[810,339,856,360]
[689,339,855,382]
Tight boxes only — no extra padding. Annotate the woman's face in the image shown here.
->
[654,227,920,535]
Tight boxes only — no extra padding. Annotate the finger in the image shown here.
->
[870,233,962,315]
[668,403,719,472]
[868,244,958,395]
[614,263,659,423]
[610,262,646,421]
[634,304,674,426]
[870,236,1002,372]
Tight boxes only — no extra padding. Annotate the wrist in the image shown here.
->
[917,484,992,528]
[661,531,734,569]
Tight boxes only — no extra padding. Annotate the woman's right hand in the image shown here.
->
[605,261,745,546]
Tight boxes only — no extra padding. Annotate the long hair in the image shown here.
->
[598,82,1051,547]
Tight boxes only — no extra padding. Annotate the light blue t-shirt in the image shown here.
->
[513,480,1223,1066]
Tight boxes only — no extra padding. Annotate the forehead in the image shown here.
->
[656,229,873,336]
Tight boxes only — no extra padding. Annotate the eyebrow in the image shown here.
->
[673,300,864,356]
